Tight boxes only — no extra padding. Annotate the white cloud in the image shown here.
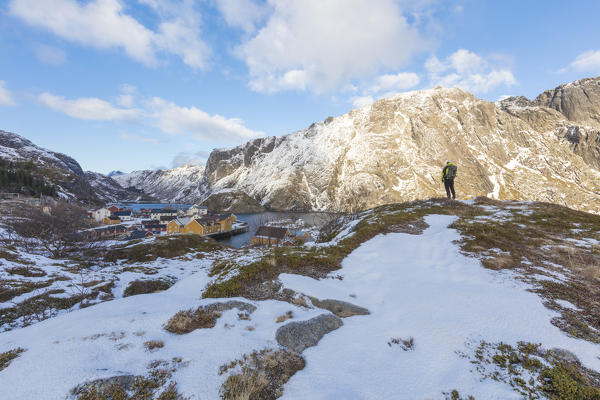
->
[368,72,420,94]
[216,0,267,33]
[568,50,600,72]
[147,97,264,141]
[9,0,210,68]
[38,92,139,121]
[34,44,67,66]
[0,81,16,106]
[351,95,375,108]
[426,49,516,93]
[38,87,265,143]
[237,0,427,93]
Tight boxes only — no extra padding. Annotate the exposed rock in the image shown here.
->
[275,313,343,353]
[68,374,134,398]
[200,190,266,213]
[308,297,370,318]
[533,76,600,128]
[204,300,257,314]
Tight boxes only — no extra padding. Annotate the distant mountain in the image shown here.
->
[0,130,144,204]
[107,170,125,178]
[197,76,600,213]
[113,164,205,203]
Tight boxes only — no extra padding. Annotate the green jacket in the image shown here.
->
[441,163,455,181]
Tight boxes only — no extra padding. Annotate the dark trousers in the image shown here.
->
[444,178,455,199]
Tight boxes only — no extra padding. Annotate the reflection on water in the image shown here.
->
[219,212,338,248]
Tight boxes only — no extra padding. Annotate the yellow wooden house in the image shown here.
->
[182,217,221,235]
[102,215,121,225]
[166,217,191,234]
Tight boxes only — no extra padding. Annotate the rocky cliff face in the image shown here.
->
[200,78,600,213]
[0,130,140,204]
[113,164,205,203]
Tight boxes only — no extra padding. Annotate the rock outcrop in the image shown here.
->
[275,314,343,353]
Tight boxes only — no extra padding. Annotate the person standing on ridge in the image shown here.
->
[441,161,457,199]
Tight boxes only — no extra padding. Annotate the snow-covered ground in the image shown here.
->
[1,214,598,399]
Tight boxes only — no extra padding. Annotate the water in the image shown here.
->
[219,211,337,248]
[115,202,192,212]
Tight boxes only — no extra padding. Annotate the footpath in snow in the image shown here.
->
[279,214,600,399]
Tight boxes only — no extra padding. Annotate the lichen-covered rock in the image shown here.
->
[275,314,343,353]
[309,297,370,318]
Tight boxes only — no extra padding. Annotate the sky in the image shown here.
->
[0,0,599,174]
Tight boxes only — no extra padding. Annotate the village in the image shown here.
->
[88,203,309,246]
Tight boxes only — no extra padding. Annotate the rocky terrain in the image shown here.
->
[200,190,266,213]
[0,130,143,204]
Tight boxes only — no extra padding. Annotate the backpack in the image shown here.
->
[446,164,457,179]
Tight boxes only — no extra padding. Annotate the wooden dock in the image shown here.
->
[206,224,249,240]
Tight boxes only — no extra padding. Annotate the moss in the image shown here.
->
[105,235,225,263]
[468,340,600,399]
[0,347,25,371]
[123,279,174,297]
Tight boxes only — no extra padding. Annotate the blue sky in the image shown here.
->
[1,0,599,174]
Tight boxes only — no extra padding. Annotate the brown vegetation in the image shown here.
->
[164,307,222,334]
[0,347,24,371]
[123,279,174,297]
[219,349,305,400]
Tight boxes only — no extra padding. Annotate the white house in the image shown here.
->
[91,207,111,222]
[113,210,133,221]
[186,204,208,217]
[150,208,178,220]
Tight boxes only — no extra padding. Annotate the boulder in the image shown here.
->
[309,297,370,318]
[276,314,343,353]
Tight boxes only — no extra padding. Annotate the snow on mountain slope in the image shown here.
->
[1,212,598,399]
[202,85,600,213]
[114,164,204,203]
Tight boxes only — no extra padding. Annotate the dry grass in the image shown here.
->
[144,340,164,352]
[164,308,222,334]
[0,347,25,371]
[275,311,293,323]
[219,349,305,400]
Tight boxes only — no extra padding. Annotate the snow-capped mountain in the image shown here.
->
[199,76,600,213]
[113,164,205,203]
[0,130,141,204]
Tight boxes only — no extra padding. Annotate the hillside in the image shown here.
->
[113,164,205,203]
[0,130,143,204]
[200,77,600,213]
[1,198,599,399]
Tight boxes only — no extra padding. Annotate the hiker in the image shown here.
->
[441,161,457,199]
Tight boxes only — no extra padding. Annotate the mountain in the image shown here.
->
[198,76,600,213]
[113,164,205,203]
[107,170,125,178]
[0,130,142,204]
